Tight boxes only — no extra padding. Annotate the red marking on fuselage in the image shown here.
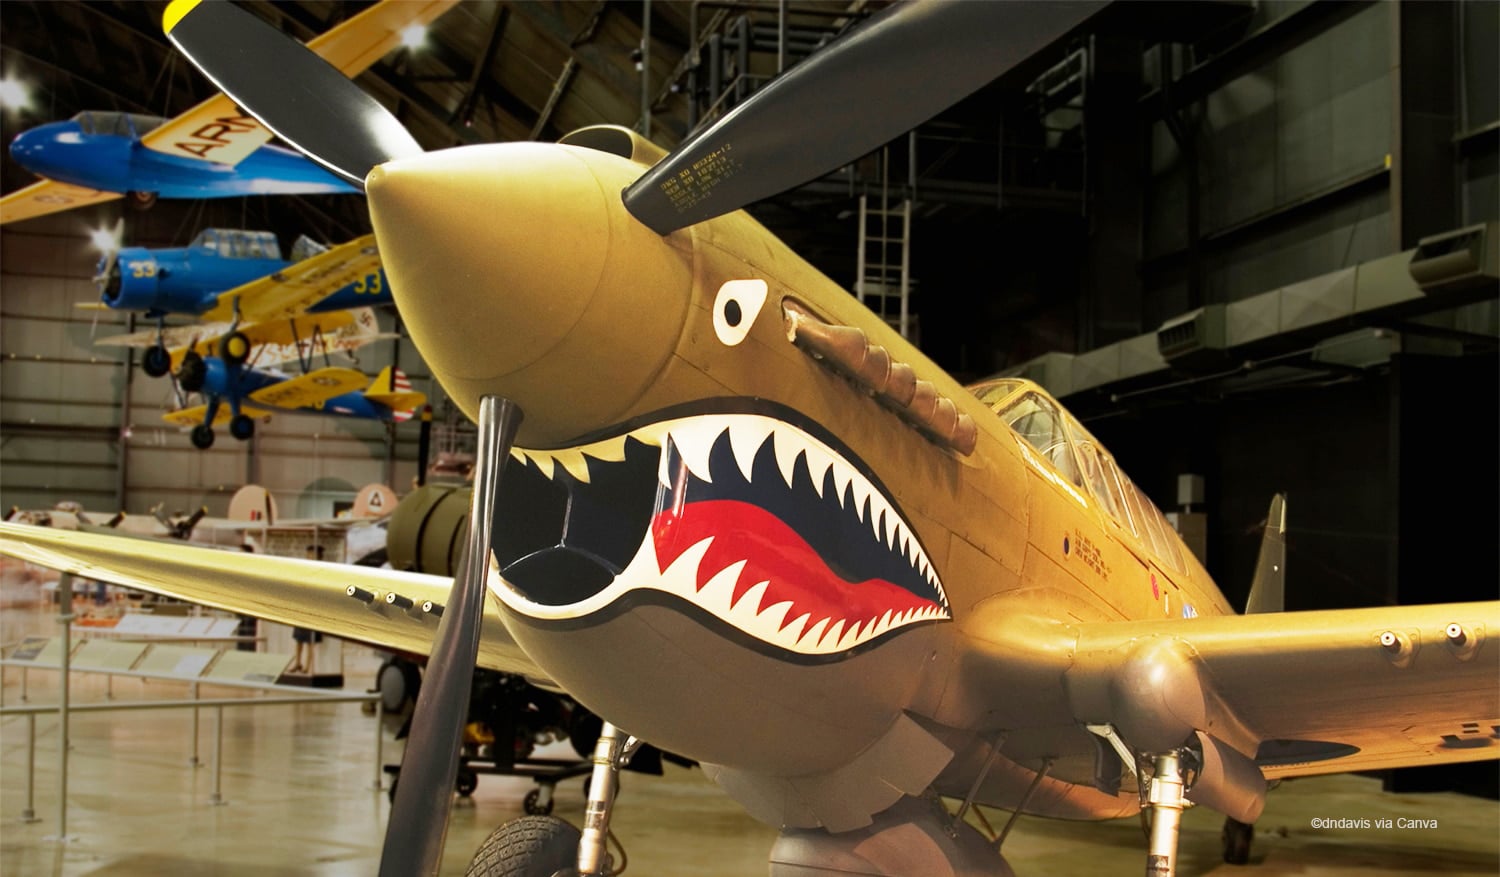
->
[652,499,941,643]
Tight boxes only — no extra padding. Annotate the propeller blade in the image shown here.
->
[624,0,1110,234]
[380,397,522,876]
[163,0,423,187]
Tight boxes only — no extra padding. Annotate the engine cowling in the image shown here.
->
[386,484,471,575]
[99,248,192,314]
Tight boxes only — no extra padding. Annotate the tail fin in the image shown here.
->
[364,367,426,420]
[1244,493,1286,614]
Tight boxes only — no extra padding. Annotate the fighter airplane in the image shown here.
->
[0,0,456,225]
[0,2,1495,877]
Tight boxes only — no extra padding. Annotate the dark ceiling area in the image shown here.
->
[0,0,1265,382]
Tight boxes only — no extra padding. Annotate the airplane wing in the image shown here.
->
[94,308,392,369]
[0,179,122,225]
[247,366,369,410]
[163,403,273,427]
[1039,602,1500,777]
[142,0,458,166]
[0,521,544,679]
[198,234,382,325]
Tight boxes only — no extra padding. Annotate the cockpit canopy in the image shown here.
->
[970,378,1188,575]
[189,228,282,260]
[71,112,167,138]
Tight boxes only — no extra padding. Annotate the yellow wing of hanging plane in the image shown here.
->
[94,308,391,370]
[0,522,543,679]
[143,0,457,166]
[198,234,383,325]
[162,403,272,428]
[0,181,123,225]
[0,0,457,225]
[246,366,369,409]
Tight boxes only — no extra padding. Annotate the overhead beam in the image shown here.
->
[503,1,643,111]
[1139,1,1378,120]
[450,5,510,128]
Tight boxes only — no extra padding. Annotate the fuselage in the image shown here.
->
[102,228,394,320]
[365,131,1236,829]
[10,113,357,200]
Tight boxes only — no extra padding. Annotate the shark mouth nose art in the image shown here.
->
[490,407,950,657]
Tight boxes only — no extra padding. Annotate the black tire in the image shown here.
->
[127,190,157,211]
[568,709,602,760]
[456,766,479,797]
[229,414,255,441]
[466,816,580,877]
[523,788,553,816]
[190,424,215,450]
[377,657,421,713]
[142,345,171,377]
[177,352,207,393]
[1222,816,1253,865]
[219,331,251,367]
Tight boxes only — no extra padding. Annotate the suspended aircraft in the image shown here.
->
[0,0,456,225]
[88,226,393,380]
[164,363,424,450]
[1,2,1495,877]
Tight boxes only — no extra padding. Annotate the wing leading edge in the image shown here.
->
[968,600,1500,781]
[0,521,543,682]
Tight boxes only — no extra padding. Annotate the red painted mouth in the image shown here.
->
[653,499,944,649]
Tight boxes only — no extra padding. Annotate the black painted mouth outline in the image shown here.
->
[488,400,950,655]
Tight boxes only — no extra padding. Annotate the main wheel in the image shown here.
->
[523,788,554,816]
[142,345,171,377]
[177,352,207,393]
[466,816,580,877]
[219,331,251,367]
[127,190,158,211]
[456,766,479,797]
[1222,816,1253,865]
[229,414,255,441]
[377,657,421,713]
[190,424,215,450]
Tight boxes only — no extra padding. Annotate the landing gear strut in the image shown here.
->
[1145,751,1188,877]
[578,721,640,876]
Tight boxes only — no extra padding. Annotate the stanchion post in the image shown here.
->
[56,572,74,841]
[189,681,201,766]
[373,697,384,792]
[22,713,40,823]
[210,705,227,806]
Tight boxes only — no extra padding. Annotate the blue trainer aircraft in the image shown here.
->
[90,227,393,380]
[162,363,425,450]
[0,0,455,225]
[6,110,356,212]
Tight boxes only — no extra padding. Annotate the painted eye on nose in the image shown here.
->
[713,279,768,346]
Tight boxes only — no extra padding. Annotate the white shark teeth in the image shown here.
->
[800,617,831,648]
[727,418,774,483]
[664,416,934,591]
[771,431,801,489]
[514,435,631,484]
[505,412,953,651]
[552,448,591,483]
[664,419,720,484]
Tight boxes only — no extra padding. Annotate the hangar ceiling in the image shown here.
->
[1,0,1494,383]
[0,0,1256,369]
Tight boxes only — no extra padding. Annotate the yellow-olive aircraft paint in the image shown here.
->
[4,123,1495,875]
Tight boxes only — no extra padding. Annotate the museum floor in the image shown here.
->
[2,601,1497,876]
